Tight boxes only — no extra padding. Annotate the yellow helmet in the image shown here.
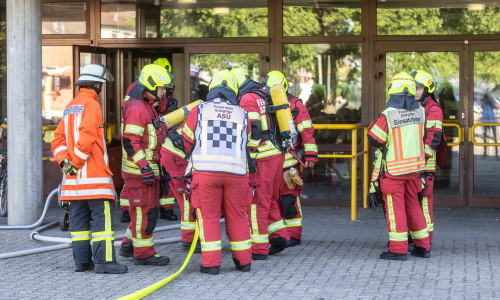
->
[312,84,326,98]
[153,58,172,72]
[229,67,249,88]
[138,64,174,92]
[387,72,416,96]
[410,70,435,94]
[263,70,288,92]
[208,69,238,95]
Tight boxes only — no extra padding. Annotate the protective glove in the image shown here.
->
[140,165,155,186]
[60,159,78,176]
[366,180,382,208]
[420,173,429,190]
[289,167,303,187]
[247,151,257,174]
[283,169,296,190]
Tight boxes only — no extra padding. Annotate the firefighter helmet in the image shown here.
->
[229,67,249,88]
[74,63,114,86]
[411,70,435,94]
[153,58,172,72]
[208,69,238,95]
[312,84,326,98]
[263,71,288,92]
[138,64,174,92]
[387,72,416,96]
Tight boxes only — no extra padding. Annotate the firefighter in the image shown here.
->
[160,124,200,253]
[411,70,445,245]
[181,70,253,275]
[118,64,172,266]
[305,83,327,115]
[230,68,290,259]
[279,80,319,247]
[367,72,431,260]
[51,63,127,274]
[119,58,178,223]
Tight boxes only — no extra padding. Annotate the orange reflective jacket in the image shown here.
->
[51,88,115,201]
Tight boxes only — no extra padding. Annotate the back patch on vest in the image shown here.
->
[387,109,424,128]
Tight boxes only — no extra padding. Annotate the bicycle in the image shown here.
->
[0,122,7,217]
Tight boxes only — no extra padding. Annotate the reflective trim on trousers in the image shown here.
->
[201,241,222,252]
[422,196,432,231]
[387,194,397,234]
[159,197,175,205]
[181,221,196,230]
[389,231,408,241]
[103,201,113,261]
[132,237,154,248]
[92,231,114,242]
[136,207,143,240]
[251,234,269,244]
[251,204,259,235]
[410,228,429,240]
[124,228,132,240]
[285,218,302,227]
[268,220,286,234]
[71,231,90,241]
[120,198,130,207]
[230,239,252,251]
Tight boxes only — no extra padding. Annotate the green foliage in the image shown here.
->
[190,53,260,79]
[0,21,5,40]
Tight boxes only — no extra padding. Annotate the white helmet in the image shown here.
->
[74,63,114,86]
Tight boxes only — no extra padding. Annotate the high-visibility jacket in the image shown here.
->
[422,97,444,172]
[121,92,167,180]
[368,106,426,177]
[51,88,115,201]
[239,89,283,160]
[283,96,318,168]
[160,126,187,177]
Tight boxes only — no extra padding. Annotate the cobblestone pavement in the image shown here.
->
[0,204,499,300]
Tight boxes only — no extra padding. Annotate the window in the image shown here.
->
[42,2,87,35]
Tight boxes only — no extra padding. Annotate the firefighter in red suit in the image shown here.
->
[367,72,431,260]
[230,68,290,259]
[160,125,200,253]
[411,70,445,245]
[280,90,318,247]
[181,70,253,275]
[119,58,178,223]
[119,64,172,266]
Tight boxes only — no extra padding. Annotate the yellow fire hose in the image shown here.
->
[116,224,200,300]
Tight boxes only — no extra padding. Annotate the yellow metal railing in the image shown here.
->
[313,123,369,221]
[442,123,464,147]
[468,123,500,146]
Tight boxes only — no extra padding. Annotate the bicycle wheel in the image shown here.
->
[0,175,7,217]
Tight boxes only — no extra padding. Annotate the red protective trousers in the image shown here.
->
[248,154,289,255]
[279,167,303,240]
[121,179,160,259]
[190,172,251,268]
[421,174,435,243]
[381,176,430,254]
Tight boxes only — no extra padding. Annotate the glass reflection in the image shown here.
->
[42,2,86,35]
[189,53,260,102]
[377,1,500,35]
[385,51,460,196]
[101,0,267,38]
[0,47,5,119]
[283,0,361,36]
[0,0,5,40]
[473,51,500,196]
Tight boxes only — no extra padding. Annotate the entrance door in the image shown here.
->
[184,44,269,102]
[374,41,466,207]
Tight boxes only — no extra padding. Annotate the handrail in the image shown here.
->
[469,123,500,146]
[442,123,464,147]
[313,123,369,221]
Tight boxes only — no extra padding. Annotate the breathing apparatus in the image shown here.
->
[161,100,204,130]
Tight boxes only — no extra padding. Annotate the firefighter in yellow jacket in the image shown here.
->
[51,64,127,273]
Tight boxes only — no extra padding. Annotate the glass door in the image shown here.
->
[374,42,466,207]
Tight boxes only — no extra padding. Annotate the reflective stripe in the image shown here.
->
[162,138,186,158]
[201,240,222,251]
[371,124,387,142]
[422,196,432,231]
[230,239,252,251]
[248,139,260,147]
[410,228,429,240]
[427,223,434,232]
[251,204,259,235]
[256,148,282,160]
[181,221,196,230]
[159,197,175,205]
[71,231,90,241]
[304,143,318,153]
[124,124,144,136]
[285,218,302,227]
[125,228,133,240]
[63,177,114,186]
[297,119,312,132]
[60,188,115,198]
[197,208,205,242]
[122,164,142,176]
[133,237,154,247]
[74,147,90,160]
[251,233,269,243]
[248,112,260,120]
[183,125,194,140]
[136,207,142,239]
[424,144,434,156]
[389,231,408,241]
[103,201,113,261]
[284,153,299,168]
[132,150,146,164]
[183,194,190,222]
[147,124,157,151]
[92,231,115,242]
[426,120,443,129]
[260,115,269,131]
[268,220,286,234]
[387,194,397,234]
[120,198,130,207]
[53,146,68,156]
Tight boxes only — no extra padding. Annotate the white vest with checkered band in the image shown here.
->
[191,98,248,175]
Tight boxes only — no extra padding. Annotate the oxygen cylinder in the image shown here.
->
[269,85,298,139]
[162,100,203,130]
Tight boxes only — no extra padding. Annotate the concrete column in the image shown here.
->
[7,0,42,225]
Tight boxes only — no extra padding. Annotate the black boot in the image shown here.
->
[269,237,287,255]
[160,208,178,221]
[380,251,408,261]
[134,254,170,266]
[286,237,301,248]
[410,246,431,258]
[120,210,131,223]
[94,262,128,274]
[75,261,94,272]
[200,265,220,275]
[252,253,268,260]
[182,241,201,253]
[233,258,251,272]
[119,243,134,258]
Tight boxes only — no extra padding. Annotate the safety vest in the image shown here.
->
[190,98,248,175]
[380,106,426,176]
